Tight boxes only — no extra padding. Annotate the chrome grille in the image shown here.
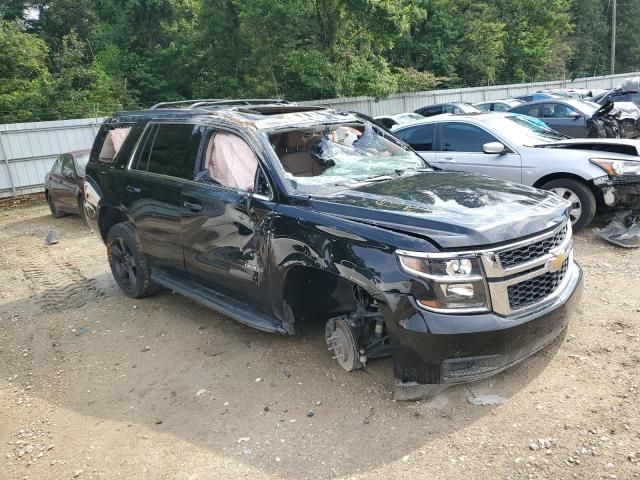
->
[507,260,569,311]
[498,224,568,269]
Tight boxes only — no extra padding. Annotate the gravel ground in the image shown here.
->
[0,201,639,480]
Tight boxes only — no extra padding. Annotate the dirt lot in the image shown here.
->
[0,200,639,480]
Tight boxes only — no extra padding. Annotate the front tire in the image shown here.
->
[541,178,596,232]
[106,222,160,298]
[46,193,66,218]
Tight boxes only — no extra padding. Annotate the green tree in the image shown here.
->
[496,0,572,82]
[615,1,640,74]
[46,31,124,118]
[0,19,50,122]
[567,0,609,78]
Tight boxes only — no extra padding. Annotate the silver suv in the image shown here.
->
[395,112,640,231]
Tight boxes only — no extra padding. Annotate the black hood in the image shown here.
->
[310,171,569,249]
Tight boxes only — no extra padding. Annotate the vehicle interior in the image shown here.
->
[98,127,131,162]
[268,123,406,177]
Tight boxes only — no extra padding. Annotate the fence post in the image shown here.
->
[0,132,17,197]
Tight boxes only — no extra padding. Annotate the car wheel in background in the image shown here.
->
[46,192,66,218]
[106,222,160,298]
[541,178,596,232]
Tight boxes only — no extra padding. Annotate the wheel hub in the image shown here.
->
[325,317,362,372]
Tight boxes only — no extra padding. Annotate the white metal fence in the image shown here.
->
[298,72,640,116]
[0,118,104,198]
[1,72,638,198]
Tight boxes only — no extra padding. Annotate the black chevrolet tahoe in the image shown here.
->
[84,100,584,399]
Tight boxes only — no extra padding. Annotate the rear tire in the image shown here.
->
[541,178,596,232]
[46,193,66,218]
[106,222,160,298]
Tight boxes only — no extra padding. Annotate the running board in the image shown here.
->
[151,271,287,334]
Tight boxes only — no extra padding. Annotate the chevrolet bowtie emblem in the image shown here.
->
[547,249,567,272]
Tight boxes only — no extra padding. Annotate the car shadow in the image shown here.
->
[0,270,566,478]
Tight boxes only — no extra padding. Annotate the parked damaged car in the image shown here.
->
[594,77,640,107]
[84,101,583,399]
[508,98,632,139]
[394,112,640,231]
[44,149,91,222]
[610,102,640,139]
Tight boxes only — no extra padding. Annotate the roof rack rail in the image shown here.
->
[149,98,289,110]
[149,99,222,110]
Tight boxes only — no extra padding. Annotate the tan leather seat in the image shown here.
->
[279,132,318,177]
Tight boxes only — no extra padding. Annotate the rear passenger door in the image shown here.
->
[434,122,522,183]
[180,127,274,313]
[394,123,436,163]
[124,122,200,273]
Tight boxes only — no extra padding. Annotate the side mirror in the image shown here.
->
[568,111,582,120]
[483,142,507,155]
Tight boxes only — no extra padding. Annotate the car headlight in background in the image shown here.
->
[396,252,490,313]
[590,158,640,176]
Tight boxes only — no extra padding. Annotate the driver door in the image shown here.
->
[540,103,587,138]
[181,127,275,313]
[433,122,522,183]
[58,154,78,208]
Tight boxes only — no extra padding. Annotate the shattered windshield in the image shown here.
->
[485,115,569,144]
[267,121,429,195]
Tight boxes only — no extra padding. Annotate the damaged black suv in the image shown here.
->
[84,100,583,399]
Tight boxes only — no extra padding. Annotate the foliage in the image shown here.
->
[393,67,442,93]
[0,0,638,123]
[0,19,50,123]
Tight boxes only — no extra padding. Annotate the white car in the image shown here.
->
[374,113,428,130]
[394,112,640,231]
[475,99,524,112]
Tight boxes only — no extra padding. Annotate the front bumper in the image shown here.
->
[595,176,640,209]
[383,262,583,399]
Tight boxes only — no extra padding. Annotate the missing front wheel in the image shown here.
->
[325,286,390,372]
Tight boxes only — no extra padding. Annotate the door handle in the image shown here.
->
[442,158,456,163]
[126,186,141,193]
[183,201,203,212]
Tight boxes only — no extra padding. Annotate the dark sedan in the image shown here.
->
[509,98,604,137]
[44,149,91,221]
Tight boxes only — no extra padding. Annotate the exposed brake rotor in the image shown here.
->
[325,317,363,372]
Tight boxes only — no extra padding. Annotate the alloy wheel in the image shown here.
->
[110,238,138,289]
[549,187,582,225]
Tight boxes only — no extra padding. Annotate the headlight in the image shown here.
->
[590,158,640,176]
[397,253,490,313]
